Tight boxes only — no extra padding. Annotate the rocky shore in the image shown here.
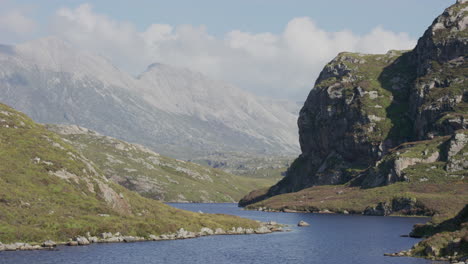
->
[250,199,431,217]
[0,222,284,252]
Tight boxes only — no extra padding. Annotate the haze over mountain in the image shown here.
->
[0,36,300,159]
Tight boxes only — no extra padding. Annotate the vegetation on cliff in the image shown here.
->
[240,1,468,215]
[240,2,468,260]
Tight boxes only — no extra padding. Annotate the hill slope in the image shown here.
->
[0,39,298,160]
[47,124,277,203]
[0,103,259,244]
[239,1,468,219]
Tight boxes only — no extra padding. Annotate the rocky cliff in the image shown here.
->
[241,0,467,205]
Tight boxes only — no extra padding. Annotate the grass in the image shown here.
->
[0,103,260,244]
[246,179,467,221]
[408,205,468,260]
[47,125,278,203]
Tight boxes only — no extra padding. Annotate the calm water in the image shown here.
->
[0,203,446,264]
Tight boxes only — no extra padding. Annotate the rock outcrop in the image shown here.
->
[240,0,467,206]
[386,205,468,261]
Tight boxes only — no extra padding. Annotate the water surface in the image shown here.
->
[0,203,445,264]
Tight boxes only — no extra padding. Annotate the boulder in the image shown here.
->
[122,236,137,242]
[75,236,90,245]
[104,237,122,243]
[236,227,245,234]
[159,235,169,240]
[254,226,272,234]
[298,220,310,227]
[200,227,214,236]
[363,202,391,216]
[67,241,78,246]
[101,232,113,239]
[41,240,56,248]
[424,245,440,256]
[88,236,99,243]
[4,243,19,251]
[214,228,226,235]
[148,234,159,241]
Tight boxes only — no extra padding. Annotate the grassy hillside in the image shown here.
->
[192,152,291,180]
[47,124,276,203]
[242,133,468,221]
[0,103,259,244]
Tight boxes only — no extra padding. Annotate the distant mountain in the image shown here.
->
[48,124,277,203]
[0,37,299,160]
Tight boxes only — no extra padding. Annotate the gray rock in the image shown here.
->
[122,236,136,242]
[200,227,214,236]
[67,241,78,246]
[101,232,113,239]
[254,226,272,234]
[298,220,310,227]
[41,240,56,248]
[235,227,245,234]
[4,243,19,251]
[88,236,99,243]
[74,236,90,245]
[148,235,159,241]
[214,228,226,235]
[424,245,440,256]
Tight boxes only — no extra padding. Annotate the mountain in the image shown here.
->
[239,1,467,219]
[0,102,259,244]
[47,124,277,203]
[0,39,299,160]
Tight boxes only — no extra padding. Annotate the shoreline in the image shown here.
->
[242,206,432,219]
[0,222,285,252]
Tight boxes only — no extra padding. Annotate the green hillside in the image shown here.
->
[47,124,276,203]
[0,103,259,244]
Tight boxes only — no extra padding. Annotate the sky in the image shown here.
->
[0,0,454,100]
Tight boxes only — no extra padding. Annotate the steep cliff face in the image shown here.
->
[243,0,467,202]
[411,0,468,139]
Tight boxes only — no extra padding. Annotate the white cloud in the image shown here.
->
[51,4,416,100]
[0,9,37,43]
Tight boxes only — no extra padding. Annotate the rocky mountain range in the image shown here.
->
[0,38,299,160]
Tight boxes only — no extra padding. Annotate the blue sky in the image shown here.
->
[6,0,451,38]
[0,0,455,100]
